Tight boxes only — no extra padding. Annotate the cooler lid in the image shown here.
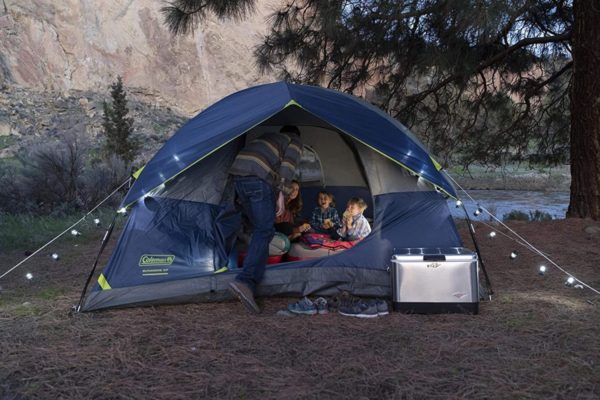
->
[392,247,477,262]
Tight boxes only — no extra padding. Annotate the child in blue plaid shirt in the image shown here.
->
[337,197,371,241]
[309,191,341,234]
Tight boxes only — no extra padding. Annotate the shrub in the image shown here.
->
[17,133,88,213]
[0,163,32,212]
[0,133,130,215]
[503,210,529,221]
[79,155,130,210]
[529,210,553,221]
[502,209,553,222]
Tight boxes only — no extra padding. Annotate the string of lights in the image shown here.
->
[479,204,598,293]
[444,172,600,296]
[0,178,131,281]
[476,219,550,257]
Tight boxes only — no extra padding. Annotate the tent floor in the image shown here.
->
[83,265,392,311]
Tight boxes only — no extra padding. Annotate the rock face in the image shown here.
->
[0,0,279,115]
[0,86,187,162]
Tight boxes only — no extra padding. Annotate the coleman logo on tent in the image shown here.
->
[139,254,175,266]
[426,262,441,269]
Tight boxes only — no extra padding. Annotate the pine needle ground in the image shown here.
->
[1,219,599,399]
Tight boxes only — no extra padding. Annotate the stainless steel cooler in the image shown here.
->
[391,247,479,314]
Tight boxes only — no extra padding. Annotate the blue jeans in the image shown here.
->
[217,176,275,292]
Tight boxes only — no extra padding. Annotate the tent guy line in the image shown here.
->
[476,219,540,253]
[481,204,600,296]
[0,178,131,280]
[445,172,600,297]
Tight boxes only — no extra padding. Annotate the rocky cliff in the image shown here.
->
[0,0,280,160]
[0,0,278,115]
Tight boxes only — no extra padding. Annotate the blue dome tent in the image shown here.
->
[81,81,463,311]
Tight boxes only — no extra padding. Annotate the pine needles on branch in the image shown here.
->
[102,76,138,165]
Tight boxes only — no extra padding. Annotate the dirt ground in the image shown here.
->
[1,218,599,399]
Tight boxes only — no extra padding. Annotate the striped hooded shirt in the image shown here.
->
[229,131,302,192]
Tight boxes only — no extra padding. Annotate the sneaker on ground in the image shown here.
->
[313,297,329,314]
[288,297,317,315]
[328,297,339,312]
[338,299,378,318]
[375,299,389,316]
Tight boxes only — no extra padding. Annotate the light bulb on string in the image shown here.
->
[25,273,33,280]
[510,251,517,259]
[488,231,497,238]
[538,265,547,276]
[565,276,575,287]
[70,229,81,236]
[93,218,101,226]
[117,207,127,215]
[474,207,482,217]
[51,253,60,261]
[455,200,463,208]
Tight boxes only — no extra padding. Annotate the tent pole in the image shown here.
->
[75,212,118,312]
[461,204,494,297]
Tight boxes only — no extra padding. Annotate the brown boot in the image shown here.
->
[229,281,261,314]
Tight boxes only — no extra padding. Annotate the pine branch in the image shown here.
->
[161,0,256,35]
[404,31,572,109]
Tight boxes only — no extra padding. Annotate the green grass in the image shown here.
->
[0,208,122,252]
[0,135,18,149]
[4,302,46,317]
[0,156,20,169]
[36,287,66,300]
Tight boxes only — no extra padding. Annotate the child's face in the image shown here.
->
[288,182,300,201]
[318,193,332,209]
[346,203,363,217]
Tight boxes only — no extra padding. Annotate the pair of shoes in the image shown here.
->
[338,298,390,318]
[288,297,317,315]
[374,299,389,316]
[328,296,340,313]
[338,298,378,318]
[313,297,329,314]
[228,281,260,314]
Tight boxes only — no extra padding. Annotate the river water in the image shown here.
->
[447,190,570,220]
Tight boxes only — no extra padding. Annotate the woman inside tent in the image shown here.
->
[274,180,310,240]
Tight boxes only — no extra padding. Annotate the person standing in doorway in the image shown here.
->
[226,125,302,314]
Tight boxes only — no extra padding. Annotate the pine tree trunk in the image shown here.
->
[567,0,600,220]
